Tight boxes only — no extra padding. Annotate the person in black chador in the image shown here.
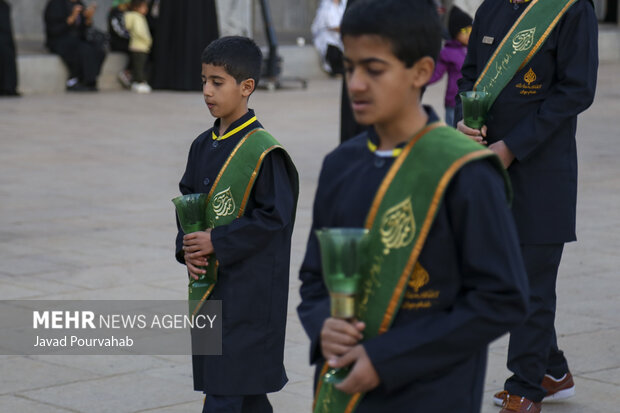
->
[338,0,365,143]
[298,0,529,411]
[44,0,107,91]
[456,0,598,412]
[0,0,19,96]
[175,36,298,412]
[151,0,219,91]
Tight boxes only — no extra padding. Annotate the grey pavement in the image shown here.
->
[1,63,619,412]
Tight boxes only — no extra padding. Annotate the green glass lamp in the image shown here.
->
[459,90,491,130]
[172,194,217,296]
[315,227,369,384]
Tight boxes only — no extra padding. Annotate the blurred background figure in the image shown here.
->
[125,0,152,93]
[150,0,218,91]
[427,6,472,126]
[311,0,346,76]
[44,0,107,92]
[0,0,19,96]
[107,0,132,88]
[338,0,365,143]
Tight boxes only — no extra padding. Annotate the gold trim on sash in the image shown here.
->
[365,123,444,229]
[378,148,493,334]
[238,145,284,216]
[474,0,539,91]
[520,0,576,70]
[192,272,217,317]
[206,128,263,201]
[474,0,577,91]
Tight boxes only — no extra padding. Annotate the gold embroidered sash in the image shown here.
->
[474,0,578,109]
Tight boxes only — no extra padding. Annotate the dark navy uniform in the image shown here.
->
[176,110,298,407]
[298,107,529,412]
[457,0,598,402]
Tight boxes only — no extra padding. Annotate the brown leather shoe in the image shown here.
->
[493,371,575,406]
[541,372,575,401]
[499,394,542,413]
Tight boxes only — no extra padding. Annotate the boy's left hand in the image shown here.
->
[183,229,215,258]
[332,345,380,394]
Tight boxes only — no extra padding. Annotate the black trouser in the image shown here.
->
[505,244,569,402]
[51,37,106,86]
[202,394,272,413]
[325,44,344,75]
[130,51,149,83]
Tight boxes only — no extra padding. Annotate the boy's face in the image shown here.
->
[342,35,424,127]
[201,63,253,124]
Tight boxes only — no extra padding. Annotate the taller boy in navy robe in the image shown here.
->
[175,36,298,413]
[456,1,598,411]
[298,1,529,412]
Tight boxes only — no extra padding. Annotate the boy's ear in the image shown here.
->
[410,56,435,89]
[241,78,256,97]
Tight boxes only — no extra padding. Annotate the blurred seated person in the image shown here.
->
[311,0,346,76]
[0,0,19,96]
[44,0,107,91]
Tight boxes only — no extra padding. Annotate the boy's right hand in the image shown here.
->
[320,318,365,364]
[457,120,488,145]
[185,252,207,280]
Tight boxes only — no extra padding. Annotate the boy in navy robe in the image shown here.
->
[456,0,598,411]
[175,36,298,413]
[298,0,529,411]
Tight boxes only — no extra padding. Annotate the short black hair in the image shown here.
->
[201,36,263,85]
[341,0,442,67]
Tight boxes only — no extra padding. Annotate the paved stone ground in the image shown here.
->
[1,63,619,412]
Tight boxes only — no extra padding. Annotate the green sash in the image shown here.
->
[313,123,511,413]
[474,0,577,109]
[189,128,298,316]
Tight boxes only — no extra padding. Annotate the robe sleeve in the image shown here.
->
[363,160,529,392]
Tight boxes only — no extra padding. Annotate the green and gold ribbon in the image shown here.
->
[474,0,577,110]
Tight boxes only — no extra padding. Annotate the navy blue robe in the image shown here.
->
[176,110,298,395]
[457,0,598,244]
[298,107,529,412]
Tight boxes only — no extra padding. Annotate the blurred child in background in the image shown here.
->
[427,6,472,126]
[125,0,152,93]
